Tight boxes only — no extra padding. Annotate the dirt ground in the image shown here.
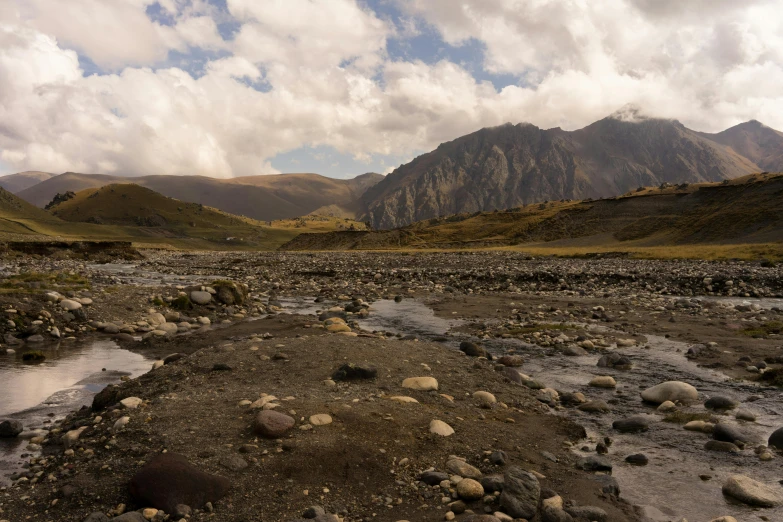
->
[1,314,638,522]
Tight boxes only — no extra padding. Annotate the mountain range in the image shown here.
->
[2,108,783,230]
[362,109,783,229]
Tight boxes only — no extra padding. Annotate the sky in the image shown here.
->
[1,0,783,179]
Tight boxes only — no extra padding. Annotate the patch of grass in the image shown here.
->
[169,295,193,310]
[760,368,783,386]
[663,411,712,424]
[151,297,166,307]
[0,271,90,295]
[741,321,783,338]
[22,351,46,362]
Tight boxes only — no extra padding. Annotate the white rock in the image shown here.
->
[657,400,677,412]
[120,397,143,409]
[309,414,332,426]
[59,300,82,311]
[429,419,454,436]
[473,391,497,406]
[641,381,698,404]
[61,427,86,449]
[388,396,419,404]
[722,475,783,507]
[589,376,617,388]
[402,377,438,391]
[190,291,212,305]
[112,416,130,431]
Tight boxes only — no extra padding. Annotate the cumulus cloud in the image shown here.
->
[0,0,782,178]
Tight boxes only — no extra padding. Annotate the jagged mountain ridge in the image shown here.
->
[361,112,781,229]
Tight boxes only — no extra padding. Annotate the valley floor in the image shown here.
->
[1,251,783,522]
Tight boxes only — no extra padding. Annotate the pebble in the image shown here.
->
[589,376,616,388]
[309,414,332,426]
[429,420,454,436]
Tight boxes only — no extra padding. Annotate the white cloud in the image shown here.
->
[1,0,783,178]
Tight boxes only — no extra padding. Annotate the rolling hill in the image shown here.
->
[0,171,56,193]
[283,172,783,255]
[16,172,383,221]
[361,108,781,229]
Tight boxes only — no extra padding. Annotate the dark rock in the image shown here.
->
[705,440,740,452]
[541,507,574,522]
[625,454,648,465]
[490,450,508,465]
[497,355,524,367]
[173,504,192,520]
[331,363,377,381]
[0,419,23,438]
[578,401,610,413]
[164,353,186,365]
[303,506,326,519]
[502,367,523,383]
[705,396,739,410]
[612,416,649,433]
[113,513,146,522]
[713,423,751,444]
[253,411,295,438]
[499,466,540,520]
[128,453,230,514]
[597,352,632,369]
[480,474,504,493]
[211,363,232,371]
[592,475,620,497]
[82,513,110,522]
[577,456,612,472]
[460,341,487,358]
[462,516,501,522]
[768,427,783,450]
[419,471,448,486]
[565,506,608,522]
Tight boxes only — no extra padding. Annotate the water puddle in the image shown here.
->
[0,339,153,485]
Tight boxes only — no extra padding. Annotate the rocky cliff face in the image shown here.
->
[362,112,774,229]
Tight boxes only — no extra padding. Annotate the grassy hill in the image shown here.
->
[16,172,383,221]
[281,172,783,260]
[1,184,367,251]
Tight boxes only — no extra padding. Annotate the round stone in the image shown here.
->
[190,291,212,305]
[589,376,616,388]
[641,381,698,404]
[722,475,783,507]
[456,478,484,501]
[59,299,82,311]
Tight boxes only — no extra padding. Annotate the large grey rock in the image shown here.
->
[722,475,783,507]
[0,419,23,438]
[768,427,783,450]
[82,513,110,522]
[446,458,482,479]
[713,423,751,444]
[500,466,540,520]
[190,291,212,305]
[129,453,230,513]
[612,416,650,433]
[641,381,698,404]
[705,396,739,410]
[113,513,146,522]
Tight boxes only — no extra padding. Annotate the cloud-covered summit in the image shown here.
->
[1,0,782,179]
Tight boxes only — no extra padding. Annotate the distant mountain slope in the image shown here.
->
[361,109,771,229]
[16,172,383,221]
[0,186,59,222]
[699,120,783,172]
[0,171,56,193]
[283,172,783,251]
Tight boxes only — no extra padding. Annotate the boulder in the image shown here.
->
[767,427,783,450]
[129,453,230,513]
[446,458,482,479]
[500,466,540,520]
[0,419,23,438]
[722,475,782,507]
[456,478,484,501]
[705,396,739,410]
[190,291,212,305]
[713,423,751,444]
[640,381,698,404]
[612,416,650,433]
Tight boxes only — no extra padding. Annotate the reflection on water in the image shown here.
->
[0,340,151,416]
[0,339,152,485]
